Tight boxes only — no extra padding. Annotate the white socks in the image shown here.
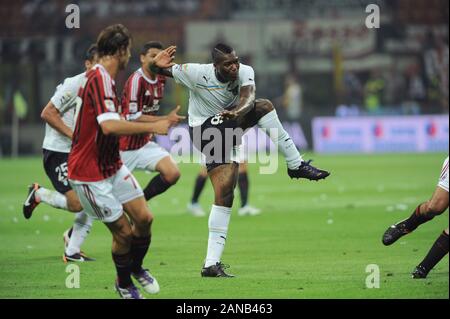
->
[36,187,68,210]
[66,212,93,256]
[205,205,232,267]
[257,110,303,169]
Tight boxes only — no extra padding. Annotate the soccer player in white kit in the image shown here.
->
[150,43,330,277]
[22,45,98,262]
[383,156,449,278]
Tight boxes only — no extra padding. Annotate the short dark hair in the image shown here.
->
[96,24,131,58]
[85,44,98,62]
[211,43,234,63]
[141,41,164,55]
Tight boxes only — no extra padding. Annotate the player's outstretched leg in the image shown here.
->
[241,99,330,181]
[411,229,449,279]
[23,183,41,219]
[23,183,70,219]
[201,163,237,278]
[382,186,448,246]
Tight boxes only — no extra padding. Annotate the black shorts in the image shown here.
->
[43,149,72,194]
[189,114,244,172]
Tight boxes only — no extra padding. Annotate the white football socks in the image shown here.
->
[36,187,68,210]
[65,212,93,256]
[205,205,232,267]
[257,110,303,170]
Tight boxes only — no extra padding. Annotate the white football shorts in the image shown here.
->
[438,156,449,192]
[69,165,144,223]
[121,141,170,172]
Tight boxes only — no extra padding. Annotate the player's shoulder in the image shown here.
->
[126,69,143,85]
[239,63,254,74]
[90,64,113,83]
[174,62,204,73]
[239,64,255,86]
[60,72,86,89]
[192,64,217,79]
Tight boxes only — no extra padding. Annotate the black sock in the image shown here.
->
[112,251,133,288]
[191,175,207,203]
[418,231,449,273]
[403,204,435,231]
[144,175,172,201]
[238,172,249,207]
[130,235,151,274]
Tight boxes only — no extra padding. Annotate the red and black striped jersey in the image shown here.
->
[68,64,123,182]
[119,68,166,151]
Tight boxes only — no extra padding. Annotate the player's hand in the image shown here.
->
[149,119,172,135]
[154,46,177,69]
[167,105,186,125]
[220,110,239,121]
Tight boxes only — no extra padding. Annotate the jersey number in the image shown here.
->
[211,115,224,126]
[55,162,69,186]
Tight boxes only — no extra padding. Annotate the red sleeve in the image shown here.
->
[90,72,117,116]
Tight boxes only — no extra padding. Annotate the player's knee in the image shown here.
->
[67,197,83,212]
[199,168,208,178]
[258,99,275,114]
[215,191,234,208]
[134,209,154,229]
[427,198,447,215]
[163,168,181,185]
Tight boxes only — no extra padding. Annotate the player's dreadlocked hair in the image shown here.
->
[96,24,131,58]
[211,43,234,63]
[141,41,164,55]
[85,44,98,62]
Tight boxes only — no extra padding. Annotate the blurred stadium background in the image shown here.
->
[0,0,448,156]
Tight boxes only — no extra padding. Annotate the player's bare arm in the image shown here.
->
[221,85,256,121]
[41,102,73,139]
[100,118,173,136]
[148,46,177,78]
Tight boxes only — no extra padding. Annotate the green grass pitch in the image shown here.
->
[0,153,448,299]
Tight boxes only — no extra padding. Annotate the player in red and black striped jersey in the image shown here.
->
[119,42,181,202]
[67,25,183,299]
[69,63,123,181]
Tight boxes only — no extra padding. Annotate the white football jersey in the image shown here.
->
[171,63,255,126]
[438,156,449,192]
[42,72,86,153]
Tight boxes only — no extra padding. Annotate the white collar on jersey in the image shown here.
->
[138,68,158,84]
[94,64,116,85]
